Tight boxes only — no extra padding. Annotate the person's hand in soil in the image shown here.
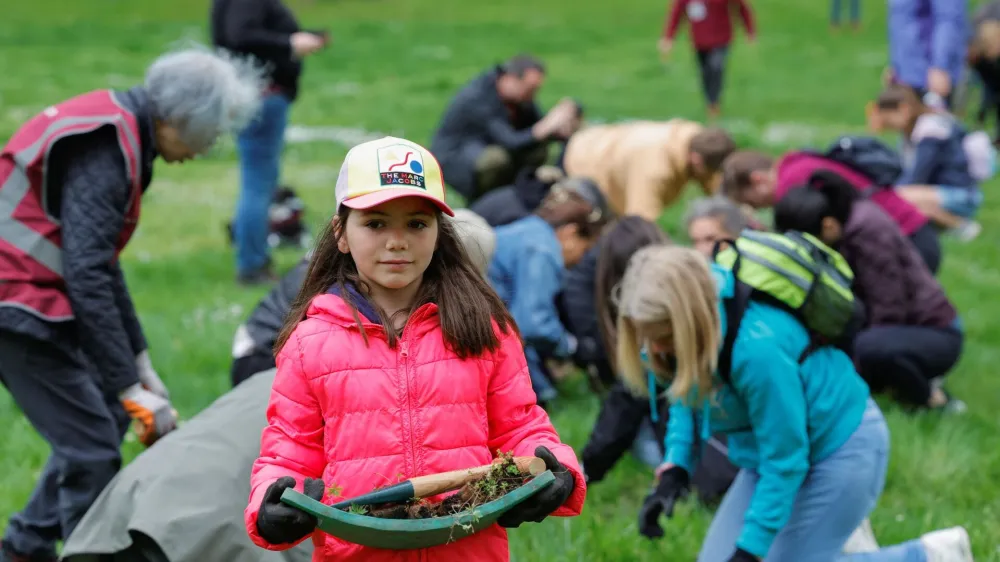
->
[256,476,325,544]
[638,465,689,539]
[496,446,575,528]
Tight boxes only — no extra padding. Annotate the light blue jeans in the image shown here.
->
[698,400,929,562]
[234,92,290,276]
[831,0,860,25]
[524,346,558,403]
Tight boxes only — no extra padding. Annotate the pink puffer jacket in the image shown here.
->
[245,293,587,562]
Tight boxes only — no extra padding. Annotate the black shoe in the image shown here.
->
[237,260,278,286]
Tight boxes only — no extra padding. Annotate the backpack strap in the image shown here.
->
[718,279,753,386]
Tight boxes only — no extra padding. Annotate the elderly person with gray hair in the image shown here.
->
[0,45,264,562]
[684,195,756,257]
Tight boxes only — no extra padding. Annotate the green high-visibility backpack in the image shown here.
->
[712,229,861,384]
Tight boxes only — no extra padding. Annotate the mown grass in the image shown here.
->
[1,0,998,559]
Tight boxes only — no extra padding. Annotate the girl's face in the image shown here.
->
[338,197,439,295]
[637,319,677,380]
[688,216,733,258]
[879,104,914,132]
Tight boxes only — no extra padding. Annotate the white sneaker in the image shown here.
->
[921,526,974,562]
[843,518,879,554]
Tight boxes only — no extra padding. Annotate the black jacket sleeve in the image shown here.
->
[221,0,297,57]
[111,260,148,355]
[560,245,604,364]
[56,128,142,393]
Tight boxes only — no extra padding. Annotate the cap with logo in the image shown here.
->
[335,136,455,216]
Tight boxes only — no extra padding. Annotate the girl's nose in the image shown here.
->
[385,229,408,250]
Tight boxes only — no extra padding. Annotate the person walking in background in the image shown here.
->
[886,0,968,110]
[830,0,860,31]
[0,46,264,562]
[211,0,329,285]
[659,0,755,120]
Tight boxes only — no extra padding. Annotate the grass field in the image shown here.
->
[2,0,1000,560]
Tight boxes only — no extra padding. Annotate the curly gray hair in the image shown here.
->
[144,44,267,152]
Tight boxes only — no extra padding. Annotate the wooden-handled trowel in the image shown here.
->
[330,456,546,511]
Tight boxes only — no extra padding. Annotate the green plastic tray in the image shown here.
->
[280,470,555,550]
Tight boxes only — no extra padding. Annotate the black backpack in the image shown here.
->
[808,135,903,197]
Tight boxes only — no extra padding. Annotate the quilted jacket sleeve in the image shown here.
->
[486,326,587,517]
[245,328,326,550]
[58,128,142,393]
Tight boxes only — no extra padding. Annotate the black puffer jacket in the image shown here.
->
[0,87,157,393]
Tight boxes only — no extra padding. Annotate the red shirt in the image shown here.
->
[664,0,755,51]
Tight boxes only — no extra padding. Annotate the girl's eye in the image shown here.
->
[364,220,385,229]
[408,220,428,230]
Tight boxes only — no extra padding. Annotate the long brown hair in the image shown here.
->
[594,216,670,373]
[274,206,517,358]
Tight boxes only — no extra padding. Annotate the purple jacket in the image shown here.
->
[888,0,969,92]
[841,201,956,329]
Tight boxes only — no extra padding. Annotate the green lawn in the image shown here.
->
[2,0,999,560]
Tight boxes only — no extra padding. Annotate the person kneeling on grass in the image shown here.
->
[616,245,973,562]
[875,84,986,242]
[774,172,967,414]
[244,136,586,562]
[487,182,611,405]
[0,45,265,562]
[229,208,496,387]
[721,149,943,274]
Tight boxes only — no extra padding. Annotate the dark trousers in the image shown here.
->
[230,349,277,388]
[854,324,963,407]
[908,222,942,275]
[0,330,129,559]
[581,382,664,484]
[696,46,729,105]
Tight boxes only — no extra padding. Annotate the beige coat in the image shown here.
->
[562,119,720,221]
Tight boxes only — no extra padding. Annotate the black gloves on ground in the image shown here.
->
[727,547,759,562]
[497,446,576,528]
[256,476,325,545]
[638,465,690,539]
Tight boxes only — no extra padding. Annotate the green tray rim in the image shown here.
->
[280,470,555,534]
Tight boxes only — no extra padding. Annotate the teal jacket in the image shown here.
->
[658,265,870,558]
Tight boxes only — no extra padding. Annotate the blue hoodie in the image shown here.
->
[888,0,969,93]
[658,265,870,558]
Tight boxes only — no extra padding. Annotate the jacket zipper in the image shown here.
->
[399,336,418,479]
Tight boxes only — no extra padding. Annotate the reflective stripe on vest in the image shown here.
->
[0,113,141,276]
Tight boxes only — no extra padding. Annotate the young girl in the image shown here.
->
[244,137,587,562]
[774,172,966,413]
[615,245,973,562]
[488,182,610,404]
[877,84,984,241]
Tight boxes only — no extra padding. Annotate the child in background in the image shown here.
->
[488,184,611,405]
[659,0,756,120]
[244,137,586,562]
[877,84,984,241]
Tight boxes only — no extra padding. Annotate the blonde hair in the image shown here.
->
[615,245,721,405]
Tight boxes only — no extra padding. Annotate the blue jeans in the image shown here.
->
[831,0,860,24]
[698,400,929,562]
[234,93,290,276]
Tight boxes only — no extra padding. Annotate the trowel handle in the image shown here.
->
[410,456,545,499]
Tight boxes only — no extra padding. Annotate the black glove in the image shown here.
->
[638,466,690,539]
[497,446,576,528]
[256,476,325,544]
[727,548,759,562]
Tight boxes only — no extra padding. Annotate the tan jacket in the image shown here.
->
[562,119,720,221]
